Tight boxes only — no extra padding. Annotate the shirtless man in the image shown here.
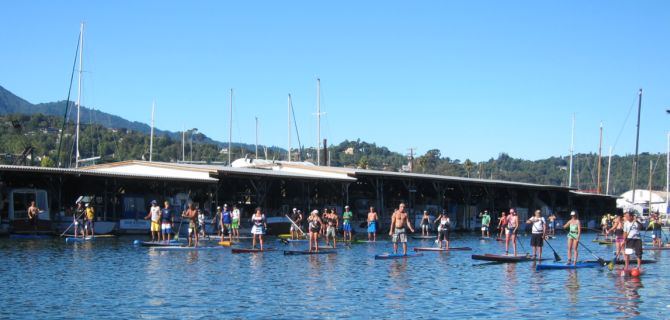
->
[325,209,339,248]
[505,208,519,256]
[367,206,379,241]
[181,203,199,247]
[27,201,40,232]
[388,203,415,255]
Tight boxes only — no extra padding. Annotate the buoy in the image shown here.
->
[133,240,141,246]
[631,268,641,277]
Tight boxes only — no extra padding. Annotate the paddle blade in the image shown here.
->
[598,258,606,266]
[607,260,614,271]
[553,252,561,262]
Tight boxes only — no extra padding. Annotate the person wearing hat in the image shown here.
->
[144,200,161,242]
[623,211,643,271]
[307,210,323,252]
[342,205,353,242]
[231,205,241,239]
[84,203,95,237]
[73,201,85,238]
[290,208,304,240]
[221,204,232,242]
[563,211,581,265]
[479,210,491,238]
[526,210,546,261]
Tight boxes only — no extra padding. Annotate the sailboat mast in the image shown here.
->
[288,94,292,162]
[316,78,321,166]
[255,116,259,159]
[649,160,653,209]
[75,22,84,168]
[606,146,613,195]
[597,123,603,193]
[631,89,642,206]
[229,89,233,166]
[667,132,669,211]
[568,114,575,187]
[182,126,185,162]
[150,100,155,162]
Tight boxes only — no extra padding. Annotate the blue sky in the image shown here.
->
[1,1,669,161]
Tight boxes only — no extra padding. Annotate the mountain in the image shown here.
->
[0,85,278,152]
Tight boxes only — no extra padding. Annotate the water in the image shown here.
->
[1,233,669,319]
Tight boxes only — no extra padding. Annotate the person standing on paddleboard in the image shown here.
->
[608,215,624,262]
[435,210,451,249]
[251,207,267,250]
[389,203,415,255]
[420,211,431,236]
[308,210,322,252]
[563,211,581,265]
[325,209,339,248]
[526,210,546,261]
[73,201,85,238]
[647,213,663,248]
[497,211,508,240]
[221,204,232,242]
[505,209,519,256]
[367,206,379,242]
[144,200,161,242]
[84,203,95,237]
[479,210,491,238]
[342,205,353,242]
[231,205,240,239]
[623,211,643,271]
[290,208,303,240]
[160,201,173,243]
[182,203,199,247]
[548,213,556,236]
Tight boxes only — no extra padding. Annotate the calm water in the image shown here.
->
[1,233,669,319]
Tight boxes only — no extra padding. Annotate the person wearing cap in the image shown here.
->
[221,204,232,241]
[420,211,431,236]
[144,200,161,242]
[623,211,643,271]
[479,210,491,238]
[504,208,519,256]
[231,205,241,239]
[307,210,323,252]
[342,205,353,242]
[290,208,304,240]
[160,201,173,242]
[367,206,379,241]
[526,210,546,260]
[73,201,85,238]
[84,203,95,237]
[563,211,581,265]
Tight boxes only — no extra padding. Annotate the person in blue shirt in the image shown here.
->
[221,204,232,242]
[160,201,173,242]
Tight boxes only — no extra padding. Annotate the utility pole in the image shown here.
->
[316,78,321,166]
[288,94,292,162]
[597,122,603,193]
[229,88,233,166]
[149,100,155,162]
[182,126,185,162]
[255,116,259,159]
[568,114,575,187]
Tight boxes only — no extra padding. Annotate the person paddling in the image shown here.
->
[182,203,199,247]
[479,210,491,238]
[308,210,322,252]
[290,208,303,240]
[221,204,232,242]
[420,211,431,236]
[563,211,581,265]
[251,207,266,250]
[623,211,643,271]
[144,200,161,242]
[435,210,451,249]
[367,206,379,241]
[388,203,415,255]
[526,210,546,261]
[505,209,519,256]
[73,202,85,238]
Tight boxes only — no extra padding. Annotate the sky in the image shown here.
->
[1,1,669,162]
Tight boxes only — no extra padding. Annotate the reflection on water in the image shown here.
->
[0,235,669,319]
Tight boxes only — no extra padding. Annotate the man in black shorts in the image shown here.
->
[623,211,643,271]
[526,210,546,260]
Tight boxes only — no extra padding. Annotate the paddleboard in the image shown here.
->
[283,250,337,255]
[65,236,94,243]
[151,246,225,251]
[375,252,424,260]
[535,262,601,270]
[411,235,436,240]
[285,239,309,243]
[495,238,504,242]
[134,240,182,247]
[471,254,534,262]
[586,259,657,265]
[413,247,472,252]
[593,239,614,245]
[232,248,276,254]
[62,234,115,238]
[479,237,492,240]
[218,241,233,246]
[642,246,670,251]
[352,240,387,244]
[9,234,52,239]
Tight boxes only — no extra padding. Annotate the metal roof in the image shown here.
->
[0,164,218,183]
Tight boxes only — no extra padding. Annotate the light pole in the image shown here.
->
[189,128,198,162]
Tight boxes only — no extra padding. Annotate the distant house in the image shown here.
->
[344,147,354,155]
[617,189,669,215]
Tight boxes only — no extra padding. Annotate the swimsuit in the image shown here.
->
[438,218,450,241]
[309,219,320,233]
[568,223,578,240]
[392,228,407,243]
[232,210,240,229]
[251,215,265,235]
[343,211,353,232]
[368,220,377,233]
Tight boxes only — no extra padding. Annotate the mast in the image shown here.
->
[667,132,669,212]
[631,89,642,206]
[568,114,575,187]
[255,116,259,159]
[606,146,613,195]
[597,122,603,193]
[149,100,155,162]
[288,94,292,162]
[229,88,233,166]
[316,78,321,166]
[182,125,185,162]
[649,160,653,210]
[75,22,84,168]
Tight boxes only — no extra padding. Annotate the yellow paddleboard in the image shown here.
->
[218,241,232,246]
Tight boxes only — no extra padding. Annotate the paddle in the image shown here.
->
[285,214,306,237]
[173,218,184,241]
[516,235,529,255]
[577,241,606,265]
[543,237,561,262]
[60,210,87,237]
